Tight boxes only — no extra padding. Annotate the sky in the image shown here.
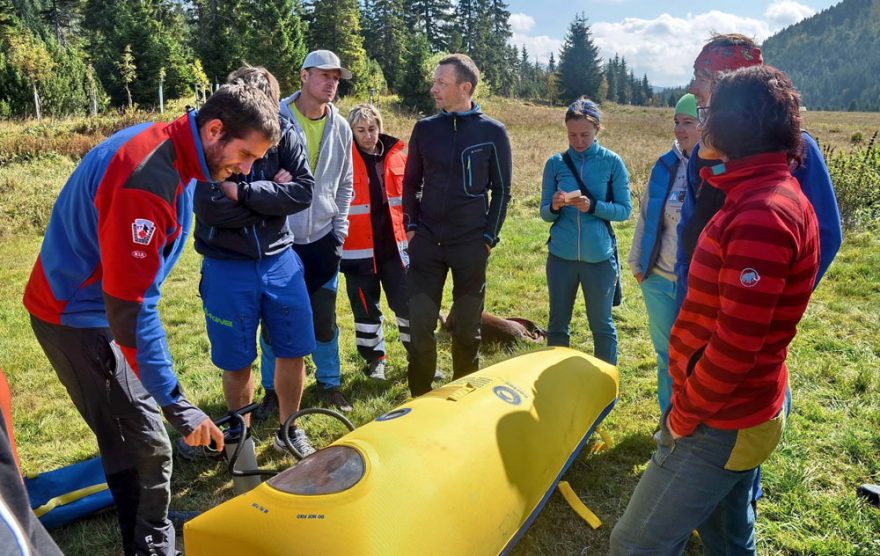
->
[506,0,841,87]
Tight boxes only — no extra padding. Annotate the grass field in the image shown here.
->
[1,99,879,555]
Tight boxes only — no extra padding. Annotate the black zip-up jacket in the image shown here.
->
[403,104,512,246]
[193,115,314,260]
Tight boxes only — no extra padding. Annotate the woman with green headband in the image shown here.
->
[627,93,701,414]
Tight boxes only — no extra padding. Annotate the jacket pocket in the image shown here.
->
[724,410,785,471]
[461,143,493,196]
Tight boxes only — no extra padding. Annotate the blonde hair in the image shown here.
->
[347,103,383,132]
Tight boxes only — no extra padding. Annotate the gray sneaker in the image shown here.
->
[365,359,386,380]
[274,426,316,457]
[433,369,445,382]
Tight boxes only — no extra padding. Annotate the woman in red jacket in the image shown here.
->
[341,104,412,380]
[611,66,820,555]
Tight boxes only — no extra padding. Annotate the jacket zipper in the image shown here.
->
[438,114,457,244]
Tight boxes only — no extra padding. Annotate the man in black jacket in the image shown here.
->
[185,67,317,458]
[403,53,512,396]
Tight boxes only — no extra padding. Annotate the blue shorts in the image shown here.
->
[200,249,315,370]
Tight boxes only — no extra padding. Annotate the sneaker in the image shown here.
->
[320,387,353,413]
[253,389,278,423]
[433,369,445,382]
[273,426,316,457]
[365,359,386,381]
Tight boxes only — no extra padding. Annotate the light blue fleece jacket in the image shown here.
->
[540,141,632,262]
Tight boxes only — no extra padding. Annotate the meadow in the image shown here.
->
[1,98,878,555]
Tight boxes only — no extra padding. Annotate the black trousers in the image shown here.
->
[30,316,175,556]
[406,234,489,396]
[343,256,411,364]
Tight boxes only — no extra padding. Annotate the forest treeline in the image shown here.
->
[0,1,662,118]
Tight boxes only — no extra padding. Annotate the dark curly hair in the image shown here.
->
[702,65,803,163]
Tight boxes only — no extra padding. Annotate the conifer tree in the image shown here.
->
[307,0,368,95]
[398,31,433,113]
[363,0,408,91]
[404,0,453,52]
[557,13,602,103]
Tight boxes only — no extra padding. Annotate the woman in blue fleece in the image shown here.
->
[540,99,631,364]
[627,93,701,413]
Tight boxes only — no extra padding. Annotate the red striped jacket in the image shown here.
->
[668,152,819,436]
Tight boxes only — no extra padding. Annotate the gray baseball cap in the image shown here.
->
[301,50,352,80]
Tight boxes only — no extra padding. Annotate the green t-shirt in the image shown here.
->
[291,101,327,172]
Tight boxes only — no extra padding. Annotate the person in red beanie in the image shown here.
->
[610,66,820,555]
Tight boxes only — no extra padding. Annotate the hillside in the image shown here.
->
[762,0,880,111]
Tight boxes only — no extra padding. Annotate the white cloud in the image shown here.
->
[590,11,773,86]
[510,8,815,86]
[509,13,536,34]
[764,1,816,28]
[509,13,562,65]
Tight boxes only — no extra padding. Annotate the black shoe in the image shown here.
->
[253,389,278,423]
[320,387,353,413]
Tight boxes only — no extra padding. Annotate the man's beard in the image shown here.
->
[204,140,231,182]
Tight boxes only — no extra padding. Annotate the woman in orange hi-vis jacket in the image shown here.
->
[341,104,412,381]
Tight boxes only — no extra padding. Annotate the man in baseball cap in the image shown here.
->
[301,49,352,80]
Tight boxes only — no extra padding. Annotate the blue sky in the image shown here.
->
[506,0,840,86]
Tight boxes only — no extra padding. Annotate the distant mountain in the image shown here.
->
[762,0,880,111]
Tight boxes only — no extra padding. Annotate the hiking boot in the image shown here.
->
[365,359,386,381]
[320,387,353,413]
[273,426,316,457]
[175,426,243,461]
[253,389,278,423]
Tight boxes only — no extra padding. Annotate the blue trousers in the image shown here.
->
[545,253,618,365]
[639,272,677,413]
[261,273,341,391]
[610,406,786,555]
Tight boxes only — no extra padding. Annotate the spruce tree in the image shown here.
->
[245,0,308,94]
[307,0,368,95]
[398,31,433,114]
[363,0,408,91]
[404,0,453,52]
[557,13,602,103]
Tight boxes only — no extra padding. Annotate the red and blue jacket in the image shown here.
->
[23,111,211,408]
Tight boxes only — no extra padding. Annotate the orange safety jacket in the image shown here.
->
[342,138,409,271]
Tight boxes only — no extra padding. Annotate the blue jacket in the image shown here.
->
[540,141,631,262]
[403,104,512,246]
[635,148,684,274]
[193,114,314,260]
[674,131,842,306]
[24,112,210,410]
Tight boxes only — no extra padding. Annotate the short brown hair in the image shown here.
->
[438,53,480,92]
[704,33,759,49]
[197,83,280,144]
[702,65,802,162]
[227,65,281,105]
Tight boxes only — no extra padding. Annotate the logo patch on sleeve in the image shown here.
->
[740,268,761,287]
[132,219,156,245]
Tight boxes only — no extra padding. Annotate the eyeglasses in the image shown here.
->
[697,106,710,125]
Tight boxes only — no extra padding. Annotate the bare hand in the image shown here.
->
[406,231,415,242]
[184,419,225,452]
[634,272,644,284]
[572,195,591,213]
[219,181,238,201]
[665,415,684,440]
[274,169,293,183]
[551,191,566,211]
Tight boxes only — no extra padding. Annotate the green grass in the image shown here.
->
[1,100,879,554]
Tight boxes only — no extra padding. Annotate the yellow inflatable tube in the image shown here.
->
[185,347,618,555]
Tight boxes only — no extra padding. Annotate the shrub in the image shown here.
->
[824,131,880,231]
